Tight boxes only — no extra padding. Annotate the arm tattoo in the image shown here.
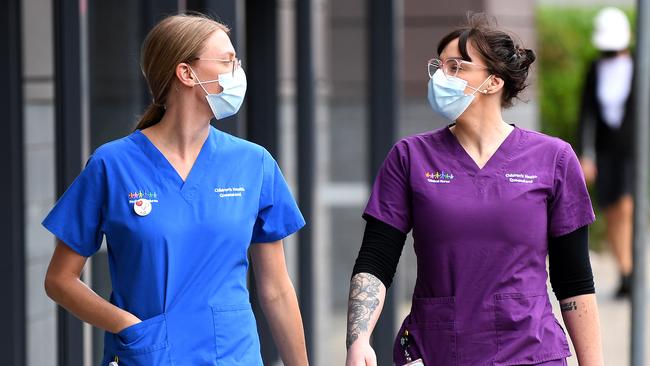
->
[346,273,382,349]
[561,301,578,312]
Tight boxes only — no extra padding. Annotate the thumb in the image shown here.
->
[365,349,378,366]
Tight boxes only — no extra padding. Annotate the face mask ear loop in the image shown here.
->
[189,66,211,95]
[470,74,494,96]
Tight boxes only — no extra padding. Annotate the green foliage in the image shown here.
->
[536,6,636,145]
[537,7,596,145]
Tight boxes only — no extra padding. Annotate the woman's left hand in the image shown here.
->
[250,240,309,366]
[559,294,604,366]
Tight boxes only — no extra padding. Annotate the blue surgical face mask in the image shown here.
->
[427,69,492,121]
[192,67,247,120]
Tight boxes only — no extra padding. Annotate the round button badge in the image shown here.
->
[133,199,152,216]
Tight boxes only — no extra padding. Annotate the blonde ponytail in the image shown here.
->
[135,103,166,130]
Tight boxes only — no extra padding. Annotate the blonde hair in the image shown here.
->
[136,13,229,130]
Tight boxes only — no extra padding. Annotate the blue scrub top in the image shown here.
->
[42,126,305,365]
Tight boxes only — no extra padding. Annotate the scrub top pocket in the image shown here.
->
[393,296,458,366]
[211,303,262,366]
[109,313,171,365]
[494,293,570,365]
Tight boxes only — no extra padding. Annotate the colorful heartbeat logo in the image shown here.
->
[425,171,454,183]
[128,191,159,203]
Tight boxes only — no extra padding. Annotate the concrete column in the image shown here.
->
[22,0,58,364]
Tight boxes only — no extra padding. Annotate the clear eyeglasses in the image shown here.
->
[427,57,487,79]
[193,57,242,77]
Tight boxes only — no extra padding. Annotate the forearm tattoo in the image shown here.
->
[561,301,578,312]
[346,273,382,349]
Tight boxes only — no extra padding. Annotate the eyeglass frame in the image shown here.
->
[191,57,242,78]
[427,57,488,79]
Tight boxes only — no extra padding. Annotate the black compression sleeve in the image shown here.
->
[548,225,595,301]
[351,216,407,288]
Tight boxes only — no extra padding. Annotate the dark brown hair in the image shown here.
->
[136,13,229,130]
[437,13,536,108]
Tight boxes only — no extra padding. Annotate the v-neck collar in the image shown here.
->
[444,124,519,176]
[131,126,219,202]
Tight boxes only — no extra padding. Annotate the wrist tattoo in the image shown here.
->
[561,301,578,312]
[346,273,382,349]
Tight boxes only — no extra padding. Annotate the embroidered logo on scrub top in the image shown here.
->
[128,191,159,202]
[214,186,246,198]
[505,173,538,184]
[128,191,159,216]
[425,171,454,184]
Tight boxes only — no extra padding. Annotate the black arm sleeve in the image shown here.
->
[351,215,407,288]
[548,225,596,301]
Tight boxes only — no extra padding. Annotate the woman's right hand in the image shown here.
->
[345,273,385,366]
[115,314,143,334]
[45,241,146,335]
[345,340,377,366]
[580,157,597,185]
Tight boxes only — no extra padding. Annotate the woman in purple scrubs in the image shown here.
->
[345,14,604,366]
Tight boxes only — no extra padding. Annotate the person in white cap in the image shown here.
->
[578,6,634,299]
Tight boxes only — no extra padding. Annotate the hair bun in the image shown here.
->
[521,48,536,67]
[513,46,536,68]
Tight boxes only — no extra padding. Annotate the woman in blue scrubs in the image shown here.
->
[43,13,307,365]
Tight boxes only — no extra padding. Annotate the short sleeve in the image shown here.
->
[42,157,106,257]
[42,155,107,257]
[363,143,412,234]
[251,150,305,243]
[548,144,596,237]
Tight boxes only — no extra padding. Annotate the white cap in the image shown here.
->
[592,7,631,51]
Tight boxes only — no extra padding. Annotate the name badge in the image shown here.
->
[133,199,152,216]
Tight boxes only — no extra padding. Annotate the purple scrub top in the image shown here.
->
[364,126,595,366]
